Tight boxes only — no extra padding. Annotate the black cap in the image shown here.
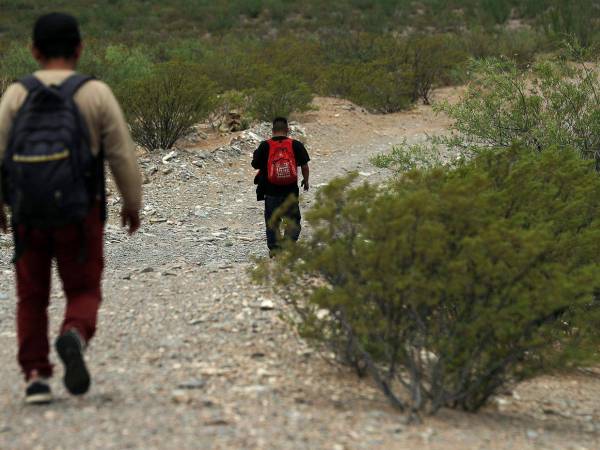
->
[33,13,81,58]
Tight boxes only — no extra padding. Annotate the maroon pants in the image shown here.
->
[15,207,104,381]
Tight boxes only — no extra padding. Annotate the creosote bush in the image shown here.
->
[249,74,313,122]
[437,57,600,165]
[255,146,600,414]
[120,61,216,150]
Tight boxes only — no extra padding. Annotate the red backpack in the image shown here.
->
[267,138,297,185]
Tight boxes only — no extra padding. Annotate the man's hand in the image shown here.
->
[0,204,7,233]
[301,164,310,192]
[121,207,141,235]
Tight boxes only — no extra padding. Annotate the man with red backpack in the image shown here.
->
[0,13,142,404]
[252,117,310,255]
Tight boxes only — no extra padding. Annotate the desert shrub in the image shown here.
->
[479,0,512,24]
[255,145,600,414]
[120,61,217,150]
[198,39,266,92]
[249,74,313,121]
[100,45,154,98]
[208,90,251,130]
[0,43,37,81]
[372,141,459,171]
[0,77,11,96]
[541,0,598,47]
[460,27,548,66]
[437,57,600,165]
[259,36,325,86]
[318,62,413,113]
[405,34,467,104]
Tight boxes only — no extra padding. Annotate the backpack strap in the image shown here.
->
[59,74,95,98]
[19,75,44,93]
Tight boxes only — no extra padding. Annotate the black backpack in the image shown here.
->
[1,74,103,230]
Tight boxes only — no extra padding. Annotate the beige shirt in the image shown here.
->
[0,70,142,211]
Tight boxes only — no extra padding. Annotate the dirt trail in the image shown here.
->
[0,90,599,450]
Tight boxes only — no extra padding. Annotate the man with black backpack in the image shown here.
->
[0,13,142,404]
[252,117,310,256]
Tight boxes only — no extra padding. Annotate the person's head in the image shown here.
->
[272,117,289,136]
[32,13,82,69]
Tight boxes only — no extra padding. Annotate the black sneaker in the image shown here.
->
[55,330,90,396]
[25,380,52,405]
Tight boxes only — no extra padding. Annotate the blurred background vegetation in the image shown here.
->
[0,0,598,138]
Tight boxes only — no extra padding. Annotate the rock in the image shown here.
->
[316,309,329,320]
[140,267,154,274]
[526,430,539,440]
[162,167,174,175]
[178,379,206,390]
[188,318,206,325]
[162,151,178,164]
[194,206,209,218]
[260,299,276,311]
[171,389,192,404]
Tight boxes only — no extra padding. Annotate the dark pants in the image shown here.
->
[264,195,302,251]
[15,206,104,381]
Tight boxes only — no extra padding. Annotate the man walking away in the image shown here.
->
[0,13,142,404]
[252,117,310,256]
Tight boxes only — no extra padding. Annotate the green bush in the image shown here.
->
[255,146,600,414]
[249,74,314,121]
[542,0,597,47]
[99,45,154,98]
[0,43,37,81]
[120,61,217,150]
[437,57,600,165]
[0,77,10,96]
[318,62,413,113]
[372,141,456,171]
[405,34,467,104]
[208,90,251,130]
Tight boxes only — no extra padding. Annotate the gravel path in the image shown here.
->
[0,95,599,449]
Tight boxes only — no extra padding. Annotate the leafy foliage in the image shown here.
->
[249,75,314,122]
[120,61,217,150]
[372,141,458,171]
[437,57,600,165]
[255,146,600,414]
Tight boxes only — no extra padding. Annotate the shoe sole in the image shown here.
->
[55,333,90,396]
[25,393,53,405]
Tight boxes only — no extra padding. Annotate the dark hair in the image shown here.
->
[33,13,81,59]
[272,117,289,133]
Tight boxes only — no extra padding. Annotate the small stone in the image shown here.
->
[526,430,539,440]
[178,379,206,390]
[140,267,154,274]
[260,299,276,311]
[162,151,177,164]
[171,389,191,404]
[316,309,329,320]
